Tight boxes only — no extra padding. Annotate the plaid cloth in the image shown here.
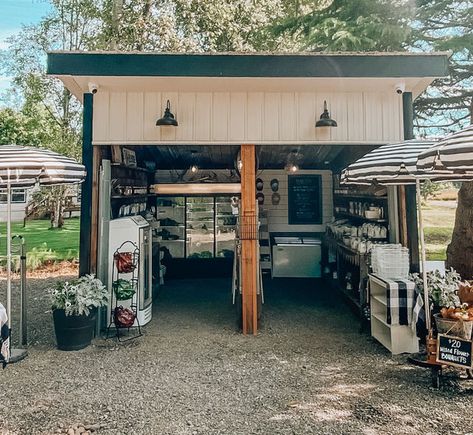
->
[371,275,416,326]
[0,303,9,368]
[412,286,426,333]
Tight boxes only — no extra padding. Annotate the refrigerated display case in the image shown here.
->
[186,197,215,258]
[156,197,185,258]
[216,196,237,258]
[155,195,237,259]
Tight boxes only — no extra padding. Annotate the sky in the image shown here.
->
[0,0,51,92]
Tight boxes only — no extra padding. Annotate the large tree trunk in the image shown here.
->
[447,103,473,278]
[446,181,473,279]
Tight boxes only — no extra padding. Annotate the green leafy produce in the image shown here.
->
[113,279,136,301]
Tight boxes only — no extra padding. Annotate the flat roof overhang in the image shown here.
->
[47,51,449,78]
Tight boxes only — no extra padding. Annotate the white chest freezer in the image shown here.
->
[272,237,322,278]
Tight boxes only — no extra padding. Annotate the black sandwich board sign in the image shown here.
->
[436,333,473,369]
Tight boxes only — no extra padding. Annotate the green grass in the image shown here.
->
[422,200,456,261]
[0,218,80,264]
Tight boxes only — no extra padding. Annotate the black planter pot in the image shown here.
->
[52,308,97,351]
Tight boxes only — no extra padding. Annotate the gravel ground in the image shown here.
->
[2,276,473,435]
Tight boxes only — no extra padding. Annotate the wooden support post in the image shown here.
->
[398,185,408,247]
[240,144,258,335]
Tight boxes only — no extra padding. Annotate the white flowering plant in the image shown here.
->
[50,274,109,316]
[410,268,462,308]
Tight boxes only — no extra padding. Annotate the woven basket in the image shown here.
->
[434,313,473,340]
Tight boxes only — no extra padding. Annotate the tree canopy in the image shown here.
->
[411,0,473,134]
[0,0,472,158]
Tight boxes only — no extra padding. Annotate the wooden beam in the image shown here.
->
[240,144,258,335]
[398,185,408,247]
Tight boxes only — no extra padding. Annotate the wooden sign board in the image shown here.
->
[436,333,473,369]
[288,175,322,225]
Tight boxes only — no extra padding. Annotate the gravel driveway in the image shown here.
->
[1,276,473,435]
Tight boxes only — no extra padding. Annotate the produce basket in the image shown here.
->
[434,313,473,340]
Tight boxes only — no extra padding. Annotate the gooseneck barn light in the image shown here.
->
[315,100,337,128]
[156,100,178,126]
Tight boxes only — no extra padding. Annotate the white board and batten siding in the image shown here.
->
[93,91,403,145]
[259,170,333,233]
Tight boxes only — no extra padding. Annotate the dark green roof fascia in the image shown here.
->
[47,52,449,78]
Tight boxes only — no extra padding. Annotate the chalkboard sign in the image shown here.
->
[288,175,322,225]
[436,333,473,369]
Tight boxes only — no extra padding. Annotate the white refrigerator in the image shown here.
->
[108,216,153,326]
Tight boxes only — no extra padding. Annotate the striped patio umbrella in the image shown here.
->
[0,145,86,187]
[0,145,85,359]
[341,139,439,185]
[341,139,469,334]
[417,125,473,172]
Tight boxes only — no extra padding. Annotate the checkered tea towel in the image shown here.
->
[372,275,416,326]
[0,303,9,368]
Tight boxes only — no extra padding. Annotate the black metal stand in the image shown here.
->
[106,241,142,342]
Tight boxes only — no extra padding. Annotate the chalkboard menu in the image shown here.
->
[436,333,473,369]
[288,175,322,225]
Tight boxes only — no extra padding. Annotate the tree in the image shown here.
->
[411,1,473,278]
[411,0,473,135]
[95,0,294,52]
[271,0,412,51]
[2,0,103,160]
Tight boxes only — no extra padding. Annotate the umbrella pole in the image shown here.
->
[416,178,431,332]
[6,170,11,329]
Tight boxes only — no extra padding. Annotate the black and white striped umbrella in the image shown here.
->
[417,125,473,172]
[341,139,438,185]
[0,145,85,350]
[0,145,86,187]
[340,138,469,334]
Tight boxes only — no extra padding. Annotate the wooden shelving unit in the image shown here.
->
[369,274,419,354]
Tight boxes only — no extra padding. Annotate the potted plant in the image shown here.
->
[410,268,462,314]
[49,274,108,351]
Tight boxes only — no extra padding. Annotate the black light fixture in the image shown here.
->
[285,149,301,173]
[189,150,199,174]
[156,100,178,126]
[315,100,337,128]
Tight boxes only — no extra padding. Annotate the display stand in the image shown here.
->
[107,241,142,341]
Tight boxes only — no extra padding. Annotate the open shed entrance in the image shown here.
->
[97,143,378,334]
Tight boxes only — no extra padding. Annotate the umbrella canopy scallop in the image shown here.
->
[417,125,473,172]
[0,145,86,187]
[341,139,437,185]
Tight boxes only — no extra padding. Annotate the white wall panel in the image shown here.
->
[346,93,364,142]
[176,92,195,141]
[108,92,126,142]
[229,93,246,141]
[280,93,296,141]
[126,92,144,141]
[93,92,109,142]
[93,90,402,145]
[364,93,384,141]
[263,93,280,141]
[297,93,316,142]
[143,92,161,142]
[247,92,264,142]
[194,93,212,141]
[212,92,230,141]
[259,169,333,233]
